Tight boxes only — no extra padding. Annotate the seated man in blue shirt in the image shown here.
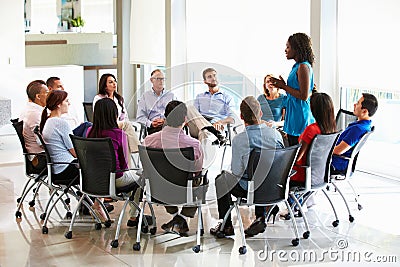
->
[136,69,176,135]
[210,96,284,237]
[193,67,235,132]
[331,93,378,177]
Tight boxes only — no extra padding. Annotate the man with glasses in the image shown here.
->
[136,69,176,135]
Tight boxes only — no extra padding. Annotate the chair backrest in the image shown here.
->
[10,118,28,153]
[33,126,53,165]
[345,126,375,177]
[70,135,116,196]
[83,102,94,122]
[335,109,357,132]
[306,132,341,189]
[138,145,198,205]
[247,144,300,204]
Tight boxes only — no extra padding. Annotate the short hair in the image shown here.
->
[151,69,163,77]
[202,67,217,80]
[46,77,60,89]
[240,96,261,125]
[361,93,378,117]
[164,100,187,127]
[26,80,46,102]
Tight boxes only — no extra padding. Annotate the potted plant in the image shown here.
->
[70,16,85,32]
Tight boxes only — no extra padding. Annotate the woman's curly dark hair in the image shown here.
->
[288,33,315,66]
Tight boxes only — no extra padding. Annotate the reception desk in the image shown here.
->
[25,33,114,67]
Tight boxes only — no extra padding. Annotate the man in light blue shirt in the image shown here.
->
[194,68,235,132]
[210,96,284,237]
[136,69,176,135]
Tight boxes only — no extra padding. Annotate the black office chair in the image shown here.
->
[217,144,301,255]
[33,126,87,234]
[10,119,49,219]
[288,132,342,231]
[136,145,208,253]
[82,102,94,122]
[67,135,144,243]
[335,108,357,132]
[330,126,375,211]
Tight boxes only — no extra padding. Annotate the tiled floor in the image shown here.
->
[1,125,399,266]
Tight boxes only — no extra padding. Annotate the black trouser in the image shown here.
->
[217,179,265,226]
[52,164,80,186]
[287,134,300,146]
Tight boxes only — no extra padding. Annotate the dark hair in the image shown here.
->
[240,96,261,125]
[98,73,125,114]
[202,67,217,80]
[361,93,378,117]
[39,90,68,133]
[26,80,46,101]
[87,98,119,138]
[310,92,336,134]
[164,100,187,127]
[151,69,162,77]
[46,77,60,89]
[263,74,275,97]
[288,32,315,66]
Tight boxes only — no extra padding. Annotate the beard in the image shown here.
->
[205,81,218,88]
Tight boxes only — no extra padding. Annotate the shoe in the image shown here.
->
[127,215,153,227]
[161,218,176,232]
[331,174,346,180]
[210,222,235,237]
[173,215,189,236]
[266,205,279,224]
[244,217,266,237]
[104,203,114,213]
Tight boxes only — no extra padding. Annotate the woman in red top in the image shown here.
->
[290,92,336,184]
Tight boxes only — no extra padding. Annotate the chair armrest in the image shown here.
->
[333,154,351,160]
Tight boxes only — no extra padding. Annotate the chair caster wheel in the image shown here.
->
[65,231,72,239]
[292,238,299,246]
[216,231,225,239]
[358,204,363,210]
[239,246,247,255]
[303,231,310,239]
[150,227,157,235]
[95,223,102,230]
[349,215,354,223]
[141,226,148,233]
[42,226,48,234]
[192,245,200,253]
[110,240,119,248]
[332,220,339,227]
[40,213,46,220]
[104,221,112,228]
[17,197,22,203]
[133,242,141,251]
[15,211,22,218]
[28,200,35,207]
[66,211,72,219]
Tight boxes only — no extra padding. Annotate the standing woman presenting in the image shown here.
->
[270,33,315,146]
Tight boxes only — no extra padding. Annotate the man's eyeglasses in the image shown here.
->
[152,77,166,81]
